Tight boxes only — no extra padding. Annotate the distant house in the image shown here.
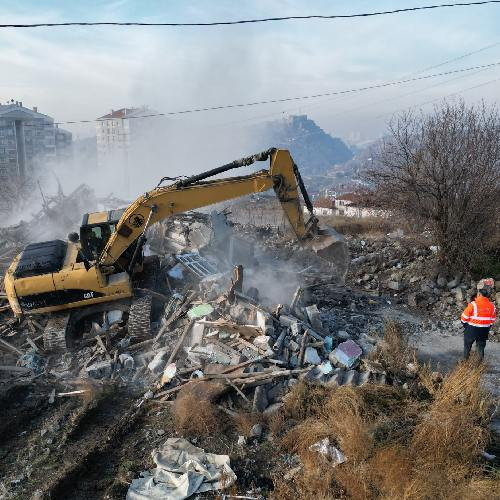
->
[305,192,390,218]
[336,192,389,218]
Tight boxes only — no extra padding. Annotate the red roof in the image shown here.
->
[98,108,139,120]
[313,197,335,209]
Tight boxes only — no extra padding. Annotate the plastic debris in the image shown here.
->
[309,437,346,466]
[187,303,214,319]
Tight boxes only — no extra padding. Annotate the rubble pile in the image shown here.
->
[346,233,500,337]
[1,209,498,498]
[0,211,394,406]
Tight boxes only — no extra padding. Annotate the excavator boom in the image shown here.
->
[99,149,321,268]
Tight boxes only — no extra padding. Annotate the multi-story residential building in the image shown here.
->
[95,106,151,167]
[0,101,72,179]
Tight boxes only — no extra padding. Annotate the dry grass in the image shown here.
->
[272,358,497,499]
[321,215,396,236]
[172,392,223,437]
[233,411,263,437]
[369,320,415,374]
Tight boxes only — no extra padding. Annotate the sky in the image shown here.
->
[1,0,499,145]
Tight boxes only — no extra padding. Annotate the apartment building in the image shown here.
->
[0,101,72,179]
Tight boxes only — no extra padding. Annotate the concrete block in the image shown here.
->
[304,347,322,365]
[86,360,113,379]
[331,339,363,368]
[305,305,323,330]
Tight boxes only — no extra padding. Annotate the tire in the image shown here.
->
[127,294,152,339]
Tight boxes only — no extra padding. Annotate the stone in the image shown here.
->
[267,382,287,402]
[453,287,466,303]
[318,361,333,374]
[436,275,447,288]
[263,402,283,416]
[336,330,351,340]
[157,429,165,436]
[86,360,113,379]
[253,385,269,412]
[237,435,246,446]
[387,280,404,291]
[407,292,419,307]
[409,275,421,284]
[343,369,358,386]
[304,347,322,365]
[305,305,323,330]
[326,369,344,386]
[357,371,371,386]
[249,423,263,438]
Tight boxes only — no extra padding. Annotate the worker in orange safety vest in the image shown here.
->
[460,278,496,361]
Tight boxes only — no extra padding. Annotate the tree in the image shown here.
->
[366,100,500,270]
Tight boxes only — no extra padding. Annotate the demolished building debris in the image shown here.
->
[0,183,499,498]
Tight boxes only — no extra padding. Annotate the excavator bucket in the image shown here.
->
[305,226,350,283]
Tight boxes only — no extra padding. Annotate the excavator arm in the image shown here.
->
[98,148,349,281]
[99,149,310,267]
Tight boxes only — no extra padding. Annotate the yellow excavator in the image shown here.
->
[4,148,348,349]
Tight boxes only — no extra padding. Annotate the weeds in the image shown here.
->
[272,357,497,499]
[369,320,415,375]
[172,392,223,437]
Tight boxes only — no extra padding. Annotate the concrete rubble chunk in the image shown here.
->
[331,339,363,368]
[249,423,263,438]
[304,346,322,365]
[86,360,113,379]
[253,385,269,412]
[343,369,358,386]
[305,304,323,330]
[119,353,134,370]
[387,280,404,291]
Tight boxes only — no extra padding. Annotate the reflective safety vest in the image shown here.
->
[461,295,496,328]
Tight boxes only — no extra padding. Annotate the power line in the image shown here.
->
[2,1,500,28]
[375,75,500,118]
[56,61,500,125]
[404,41,500,77]
[212,42,500,129]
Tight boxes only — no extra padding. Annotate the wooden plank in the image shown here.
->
[0,337,24,356]
[165,319,195,366]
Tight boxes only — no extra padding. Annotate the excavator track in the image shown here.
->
[43,312,71,351]
[127,294,152,339]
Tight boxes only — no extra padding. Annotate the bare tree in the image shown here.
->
[366,100,500,270]
[0,175,36,216]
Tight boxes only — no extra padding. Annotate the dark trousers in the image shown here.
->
[463,326,489,361]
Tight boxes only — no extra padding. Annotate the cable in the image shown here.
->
[54,61,500,125]
[211,41,500,129]
[405,41,500,76]
[375,75,500,118]
[2,1,500,28]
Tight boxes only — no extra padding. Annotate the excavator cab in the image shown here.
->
[80,209,125,261]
